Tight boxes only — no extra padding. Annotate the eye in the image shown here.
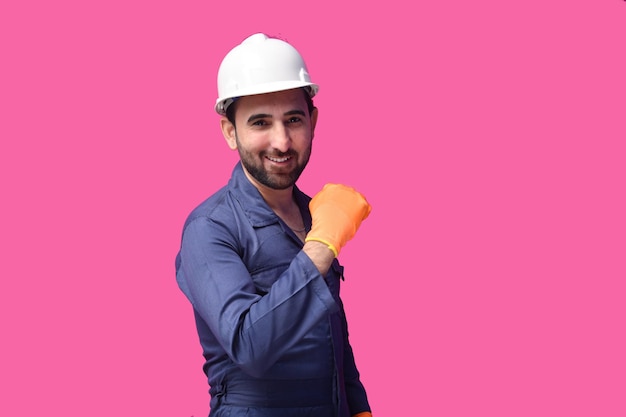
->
[287,116,302,124]
[252,119,268,126]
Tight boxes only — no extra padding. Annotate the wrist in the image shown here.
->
[302,240,335,275]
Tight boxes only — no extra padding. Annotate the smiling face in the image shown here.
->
[220,88,318,191]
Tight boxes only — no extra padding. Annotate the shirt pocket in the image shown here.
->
[249,263,290,295]
[246,225,300,295]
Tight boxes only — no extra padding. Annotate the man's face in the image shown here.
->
[221,88,318,190]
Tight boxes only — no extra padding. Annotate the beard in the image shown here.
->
[236,136,312,190]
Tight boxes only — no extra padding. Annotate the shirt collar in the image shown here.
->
[227,163,312,228]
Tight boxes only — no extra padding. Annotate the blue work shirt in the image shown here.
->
[175,163,371,417]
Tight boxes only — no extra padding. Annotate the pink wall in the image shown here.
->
[2,1,625,416]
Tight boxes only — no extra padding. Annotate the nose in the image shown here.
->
[269,124,291,152]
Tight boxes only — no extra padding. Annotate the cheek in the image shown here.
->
[237,132,268,152]
[293,132,313,149]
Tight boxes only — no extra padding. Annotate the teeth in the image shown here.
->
[267,156,290,162]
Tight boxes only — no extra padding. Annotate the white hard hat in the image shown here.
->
[215,33,319,115]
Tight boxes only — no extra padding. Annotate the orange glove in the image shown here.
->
[305,184,372,257]
[353,412,373,417]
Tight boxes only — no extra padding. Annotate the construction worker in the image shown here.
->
[175,33,373,417]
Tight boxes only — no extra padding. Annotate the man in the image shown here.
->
[175,33,373,417]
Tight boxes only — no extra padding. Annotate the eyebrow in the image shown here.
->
[247,110,306,124]
[247,113,272,123]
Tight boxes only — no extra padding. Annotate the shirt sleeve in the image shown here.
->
[176,216,339,378]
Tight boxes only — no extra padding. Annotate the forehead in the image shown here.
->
[234,88,308,117]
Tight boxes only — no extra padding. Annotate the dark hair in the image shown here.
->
[225,88,315,126]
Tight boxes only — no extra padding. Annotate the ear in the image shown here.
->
[310,107,319,139]
[220,117,238,150]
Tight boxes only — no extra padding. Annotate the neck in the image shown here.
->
[260,186,296,214]
[240,165,304,235]
[247,176,306,234]
[241,164,297,213]
[261,185,305,236]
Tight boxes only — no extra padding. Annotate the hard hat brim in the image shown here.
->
[215,81,319,115]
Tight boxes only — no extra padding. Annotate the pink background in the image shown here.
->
[2,1,625,416]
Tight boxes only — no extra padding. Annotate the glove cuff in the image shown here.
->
[304,236,339,257]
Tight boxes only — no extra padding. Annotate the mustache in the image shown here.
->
[264,150,297,158]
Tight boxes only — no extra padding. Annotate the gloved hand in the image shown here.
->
[305,184,371,257]
[352,412,373,417]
